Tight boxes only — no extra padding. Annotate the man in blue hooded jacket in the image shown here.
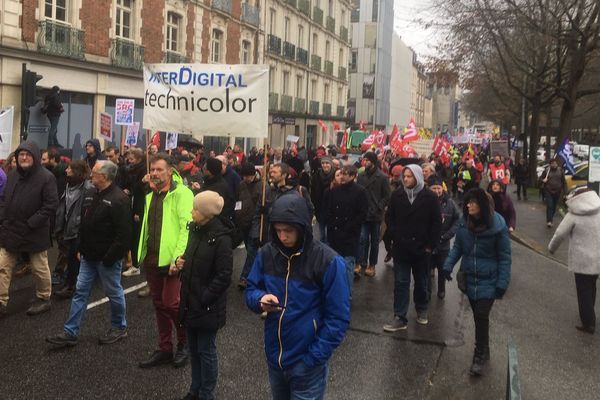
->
[245,194,350,399]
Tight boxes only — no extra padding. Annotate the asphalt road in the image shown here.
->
[1,238,599,400]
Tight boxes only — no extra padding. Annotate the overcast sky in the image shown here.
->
[393,0,439,60]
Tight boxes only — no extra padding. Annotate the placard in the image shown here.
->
[125,122,140,145]
[99,112,113,142]
[165,132,179,150]
[115,98,135,125]
[588,147,600,183]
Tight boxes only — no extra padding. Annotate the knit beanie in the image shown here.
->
[427,175,443,187]
[363,151,377,164]
[391,165,403,176]
[320,156,333,165]
[240,162,256,177]
[193,190,224,218]
[205,157,222,176]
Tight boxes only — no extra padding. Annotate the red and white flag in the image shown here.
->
[318,119,328,132]
[402,118,418,143]
[359,120,366,131]
[432,135,451,156]
[361,129,385,150]
[150,131,161,147]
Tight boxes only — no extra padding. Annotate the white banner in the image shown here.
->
[143,64,269,138]
[0,106,14,159]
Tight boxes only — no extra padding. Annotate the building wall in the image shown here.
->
[0,0,261,151]
[388,33,411,129]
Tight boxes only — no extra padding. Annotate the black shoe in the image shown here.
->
[173,344,189,368]
[0,303,7,318]
[437,291,445,299]
[180,393,198,400]
[54,285,75,300]
[469,349,487,376]
[46,332,78,347]
[576,325,595,334]
[26,298,51,316]
[138,350,173,368]
[98,327,128,345]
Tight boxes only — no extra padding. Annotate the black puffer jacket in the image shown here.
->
[179,216,233,331]
[236,178,260,233]
[200,175,235,221]
[0,141,58,253]
[357,166,391,222]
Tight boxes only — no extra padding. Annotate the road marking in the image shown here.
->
[86,282,147,310]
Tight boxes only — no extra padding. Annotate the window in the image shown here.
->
[328,0,333,16]
[241,40,251,64]
[365,25,376,48]
[166,12,181,52]
[325,40,330,61]
[341,9,346,25]
[284,17,290,41]
[350,50,357,71]
[211,29,223,63]
[269,8,276,35]
[298,25,304,48]
[324,84,330,103]
[282,71,290,95]
[296,75,303,98]
[312,33,318,53]
[45,0,67,21]
[269,66,276,90]
[338,87,343,106]
[372,0,378,22]
[338,48,344,66]
[115,0,133,39]
[311,79,318,100]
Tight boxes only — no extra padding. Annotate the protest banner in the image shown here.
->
[115,99,135,125]
[165,132,178,150]
[143,64,269,137]
[99,112,113,142]
[125,122,140,145]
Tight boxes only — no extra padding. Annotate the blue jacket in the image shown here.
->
[245,194,350,370]
[443,212,511,300]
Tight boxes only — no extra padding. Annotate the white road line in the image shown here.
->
[86,281,147,310]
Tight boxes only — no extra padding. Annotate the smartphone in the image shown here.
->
[260,301,286,309]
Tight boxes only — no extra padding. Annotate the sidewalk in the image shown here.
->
[508,184,568,265]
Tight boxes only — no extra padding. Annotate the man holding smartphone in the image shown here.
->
[245,194,350,399]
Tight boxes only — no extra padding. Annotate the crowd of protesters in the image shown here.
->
[2,133,597,399]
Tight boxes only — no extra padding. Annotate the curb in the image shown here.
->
[509,231,567,266]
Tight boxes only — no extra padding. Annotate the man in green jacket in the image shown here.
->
[137,153,194,369]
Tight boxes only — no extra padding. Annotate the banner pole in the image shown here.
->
[120,125,125,154]
[259,142,269,243]
[145,129,150,173]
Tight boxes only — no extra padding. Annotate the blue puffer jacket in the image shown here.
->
[443,212,511,300]
[245,194,350,370]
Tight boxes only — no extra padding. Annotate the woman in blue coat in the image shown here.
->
[443,188,511,376]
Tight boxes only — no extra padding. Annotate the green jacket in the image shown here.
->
[137,176,193,269]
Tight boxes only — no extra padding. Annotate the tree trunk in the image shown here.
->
[556,97,576,146]
[528,97,542,187]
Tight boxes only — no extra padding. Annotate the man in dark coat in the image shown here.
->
[42,86,64,148]
[356,151,391,277]
[311,156,335,242]
[514,158,529,200]
[236,163,261,288]
[384,164,441,331]
[200,157,235,221]
[323,165,368,293]
[216,155,241,201]
[84,139,105,170]
[0,141,58,317]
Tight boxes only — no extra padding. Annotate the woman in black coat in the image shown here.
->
[173,190,233,400]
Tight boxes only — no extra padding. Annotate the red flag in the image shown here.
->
[402,117,418,143]
[389,124,400,145]
[361,129,385,151]
[333,121,341,131]
[318,119,328,132]
[400,143,417,158]
[340,128,349,155]
[151,131,160,147]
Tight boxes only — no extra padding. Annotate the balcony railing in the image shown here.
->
[324,60,334,76]
[337,105,345,117]
[298,0,310,16]
[241,3,260,27]
[267,34,282,55]
[213,0,232,15]
[269,92,279,111]
[286,0,297,7]
[37,20,85,60]
[296,47,309,65]
[338,66,347,81]
[313,7,324,25]
[163,51,189,63]
[323,103,332,116]
[311,54,322,71]
[280,95,293,112]
[294,97,306,113]
[326,16,335,33]
[309,100,320,115]
[111,38,144,70]
[283,41,296,61]
[340,26,348,42]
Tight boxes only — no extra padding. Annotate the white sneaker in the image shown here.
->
[122,267,140,277]
[416,312,429,325]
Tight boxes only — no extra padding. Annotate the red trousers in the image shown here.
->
[146,263,186,352]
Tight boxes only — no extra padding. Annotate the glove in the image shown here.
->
[443,270,453,282]
[495,287,506,299]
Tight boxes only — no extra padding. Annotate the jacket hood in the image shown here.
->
[85,139,104,160]
[566,190,600,216]
[269,193,313,248]
[15,141,42,174]
[402,164,424,204]
[477,212,506,237]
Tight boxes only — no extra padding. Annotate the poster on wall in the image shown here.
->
[143,64,269,137]
[99,112,113,142]
[115,99,135,125]
[125,122,140,145]
[0,106,14,159]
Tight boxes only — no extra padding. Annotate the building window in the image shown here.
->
[328,0,334,16]
[241,40,251,64]
[338,87,343,106]
[269,8,276,35]
[372,0,378,22]
[312,33,318,53]
[311,79,318,100]
[284,17,290,41]
[338,48,344,66]
[350,50,357,71]
[211,29,223,63]
[269,66,276,90]
[282,71,290,95]
[324,83,330,103]
[325,40,331,61]
[341,9,346,25]
[45,0,67,21]
[166,12,181,52]
[115,0,133,39]
[296,75,303,98]
[298,25,304,48]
